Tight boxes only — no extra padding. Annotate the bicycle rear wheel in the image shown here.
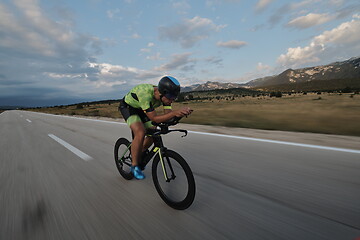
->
[152,150,195,210]
[114,138,133,180]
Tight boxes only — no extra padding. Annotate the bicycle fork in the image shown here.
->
[157,148,176,182]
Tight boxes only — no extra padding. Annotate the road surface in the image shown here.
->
[1,110,359,240]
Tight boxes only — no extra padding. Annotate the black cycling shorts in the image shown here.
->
[119,99,152,128]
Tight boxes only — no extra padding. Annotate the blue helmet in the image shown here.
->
[158,76,180,100]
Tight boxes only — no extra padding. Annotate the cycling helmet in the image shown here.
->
[158,76,180,100]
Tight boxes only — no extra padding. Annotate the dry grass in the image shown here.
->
[176,93,360,136]
[30,103,121,118]
[27,93,360,136]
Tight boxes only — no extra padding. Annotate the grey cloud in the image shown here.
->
[268,1,360,28]
[268,1,318,27]
[159,16,225,48]
[255,0,275,13]
[268,4,292,26]
[335,3,360,19]
[286,13,335,29]
[277,16,360,69]
[154,53,195,71]
[205,56,223,66]
[180,64,196,72]
[0,1,104,106]
[250,24,266,32]
[217,40,247,49]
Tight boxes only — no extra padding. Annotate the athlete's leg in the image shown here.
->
[142,126,156,151]
[129,122,146,167]
[141,122,155,151]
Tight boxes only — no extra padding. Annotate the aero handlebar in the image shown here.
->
[149,117,188,137]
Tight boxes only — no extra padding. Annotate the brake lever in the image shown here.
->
[177,129,187,138]
[181,130,188,138]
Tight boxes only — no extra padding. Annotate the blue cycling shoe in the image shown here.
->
[131,166,145,180]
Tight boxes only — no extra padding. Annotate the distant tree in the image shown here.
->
[342,86,352,93]
[270,92,282,98]
[176,94,185,102]
[76,104,83,109]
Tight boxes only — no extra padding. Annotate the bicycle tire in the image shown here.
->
[152,150,195,210]
[114,138,134,180]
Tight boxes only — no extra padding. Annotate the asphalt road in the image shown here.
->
[1,110,359,240]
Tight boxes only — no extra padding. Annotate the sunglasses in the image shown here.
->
[164,94,177,101]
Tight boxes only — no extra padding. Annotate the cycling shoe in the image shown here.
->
[131,166,145,180]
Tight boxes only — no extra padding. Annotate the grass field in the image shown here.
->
[26,92,360,136]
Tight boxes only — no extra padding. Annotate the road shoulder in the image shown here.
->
[62,114,360,151]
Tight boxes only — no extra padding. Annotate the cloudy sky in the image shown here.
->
[1,0,360,107]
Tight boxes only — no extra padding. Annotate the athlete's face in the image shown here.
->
[161,95,174,105]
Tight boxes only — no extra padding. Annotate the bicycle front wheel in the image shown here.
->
[152,150,195,210]
[114,138,133,180]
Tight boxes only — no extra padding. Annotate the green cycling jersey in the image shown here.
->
[124,84,170,112]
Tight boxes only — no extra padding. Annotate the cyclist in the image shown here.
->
[119,76,193,180]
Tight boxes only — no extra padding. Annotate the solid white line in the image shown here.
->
[188,131,360,154]
[32,111,127,125]
[28,111,360,154]
[26,119,32,123]
[48,134,93,161]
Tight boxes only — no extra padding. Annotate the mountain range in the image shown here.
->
[182,81,244,92]
[183,57,360,92]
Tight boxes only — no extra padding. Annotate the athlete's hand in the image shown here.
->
[174,107,193,117]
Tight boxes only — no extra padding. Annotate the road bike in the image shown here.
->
[114,117,196,210]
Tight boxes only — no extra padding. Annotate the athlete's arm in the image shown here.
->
[145,107,192,123]
[163,106,172,115]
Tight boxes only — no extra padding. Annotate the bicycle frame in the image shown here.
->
[143,133,176,182]
[122,131,177,182]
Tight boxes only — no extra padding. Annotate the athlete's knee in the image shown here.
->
[131,123,146,139]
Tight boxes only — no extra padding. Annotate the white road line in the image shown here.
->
[32,111,127,125]
[26,119,32,123]
[28,111,360,154]
[188,131,360,154]
[48,134,93,161]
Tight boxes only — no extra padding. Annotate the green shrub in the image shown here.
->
[270,92,282,98]
[342,87,352,93]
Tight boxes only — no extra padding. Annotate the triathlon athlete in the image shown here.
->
[119,76,193,179]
